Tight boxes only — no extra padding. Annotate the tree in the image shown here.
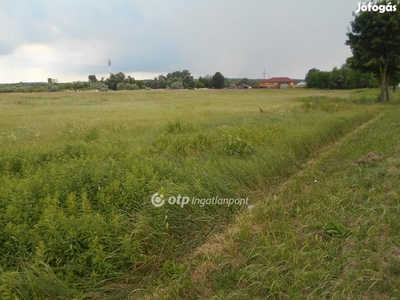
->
[104,72,126,90]
[305,68,320,83]
[346,0,400,102]
[182,70,195,89]
[157,75,167,89]
[135,80,145,89]
[126,75,135,84]
[198,75,212,88]
[239,78,251,85]
[163,70,195,89]
[305,63,379,90]
[212,72,225,89]
[195,80,205,89]
[47,78,58,84]
[329,67,345,89]
[88,75,98,83]
[151,77,159,89]
[344,69,379,89]
[306,71,330,89]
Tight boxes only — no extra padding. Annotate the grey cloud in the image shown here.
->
[0,0,361,82]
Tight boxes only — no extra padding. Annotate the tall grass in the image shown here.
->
[0,89,380,298]
[156,99,400,300]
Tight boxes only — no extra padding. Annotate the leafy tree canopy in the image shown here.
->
[346,0,400,102]
[212,72,225,89]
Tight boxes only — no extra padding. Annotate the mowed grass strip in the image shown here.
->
[148,102,400,299]
[0,89,383,299]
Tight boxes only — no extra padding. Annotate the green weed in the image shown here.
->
[223,135,254,157]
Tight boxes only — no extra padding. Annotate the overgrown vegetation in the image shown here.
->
[150,95,400,299]
[305,64,380,90]
[0,89,391,299]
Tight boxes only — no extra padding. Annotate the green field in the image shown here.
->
[0,89,398,299]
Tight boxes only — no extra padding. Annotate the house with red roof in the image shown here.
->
[259,77,297,88]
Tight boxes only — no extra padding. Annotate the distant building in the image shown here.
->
[259,77,297,88]
[296,81,306,87]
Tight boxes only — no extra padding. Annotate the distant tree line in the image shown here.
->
[102,70,227,90]
[0,80,109,93]
[305,63,380,90]
[0,70,231,93]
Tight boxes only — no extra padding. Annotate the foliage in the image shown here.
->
[223,135,254,157]
[104,72,126,90]
[124,83,139,90]
[46,83,60,92]
[170,82,184,89]
[305,63,379,90]
[72,81,90,91]
[47,78,58,84]
[346,0,400,102]
[90,82,108,91]
[88,75,98,83]
[238,78,252,85]
[306,70,331,89]
[141,70,195,89]
[305,68,320,83]
[168,70,195,89]
[212,72,225,89]
[116,82,125,90]
[0,69,244,93]
[197,75,213,88]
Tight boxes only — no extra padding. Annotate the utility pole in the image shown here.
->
[108,59,112,75]
[263,70,266,79]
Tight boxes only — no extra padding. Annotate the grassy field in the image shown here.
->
[0,89,397,299]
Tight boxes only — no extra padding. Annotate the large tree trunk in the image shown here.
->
[385,74,391,103]
[379,65,385,102]
[380,81,386,102]
[379,63,389,103]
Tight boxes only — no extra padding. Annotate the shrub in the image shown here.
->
[72,81,89,90]
[47,84,60,92]
[116,83,125,90]
[223,135,254,157]
[170,82,184,89]
[90,83,108,91]
[125,83,139,90]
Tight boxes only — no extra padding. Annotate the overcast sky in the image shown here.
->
[0,0,361,83]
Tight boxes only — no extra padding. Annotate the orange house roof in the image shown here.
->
[260,77,295,83]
